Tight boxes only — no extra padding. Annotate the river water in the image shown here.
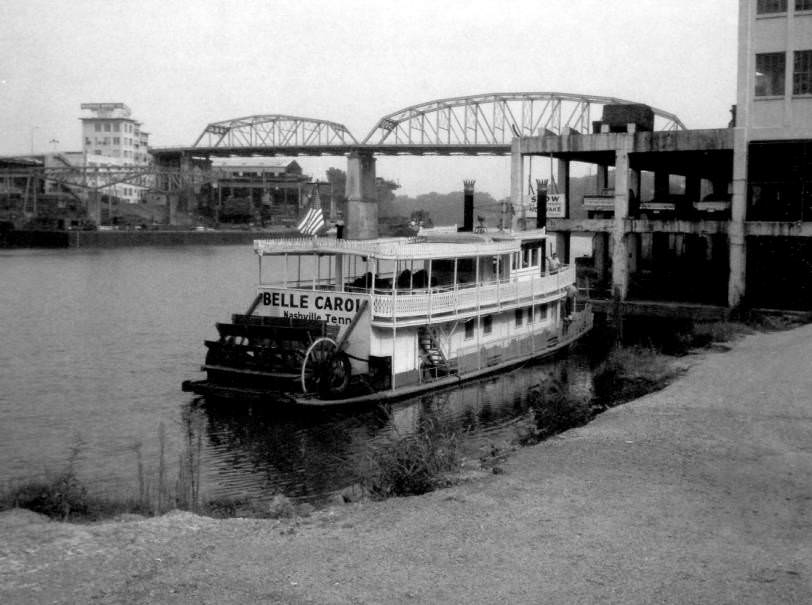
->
[0,245,597,504]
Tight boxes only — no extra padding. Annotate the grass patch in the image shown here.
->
[593,346,684,407]
[361,415,461,498]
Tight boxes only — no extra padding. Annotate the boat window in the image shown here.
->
[535,304,547,321]
[526,306,534,324]
[515,308,523,327]
[483,315,493,335]
[464,318,475,340]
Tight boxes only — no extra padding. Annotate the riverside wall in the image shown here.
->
[1,228,297,248]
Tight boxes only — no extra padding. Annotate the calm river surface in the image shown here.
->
[0,245,596,504]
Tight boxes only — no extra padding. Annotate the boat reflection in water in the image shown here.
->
[188,347,594,504]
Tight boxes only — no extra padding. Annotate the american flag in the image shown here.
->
[297,187,325,236]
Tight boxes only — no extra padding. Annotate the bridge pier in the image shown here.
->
[509,140,524,231]
[345,150,378,240]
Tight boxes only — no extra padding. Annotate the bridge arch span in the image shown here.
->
[192,114,358,149]
[362,92,685,146]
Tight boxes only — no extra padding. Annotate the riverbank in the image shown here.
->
[0,227,296,248]
[2,323,811,604]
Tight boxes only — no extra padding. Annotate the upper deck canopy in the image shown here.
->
[253,232,537,261]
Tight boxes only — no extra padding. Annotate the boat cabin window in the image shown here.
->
[464,318,475,340]
[483,315,493,334]
[520,241,545,270]
[535,303,547,321]
[515,308,523,327]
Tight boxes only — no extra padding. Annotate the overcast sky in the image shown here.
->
[0,0,738,197]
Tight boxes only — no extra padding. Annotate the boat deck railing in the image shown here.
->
[369,266,575,323]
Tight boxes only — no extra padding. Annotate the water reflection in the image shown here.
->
[188,347,595,503]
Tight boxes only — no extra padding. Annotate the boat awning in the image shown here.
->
[253,236,521,261]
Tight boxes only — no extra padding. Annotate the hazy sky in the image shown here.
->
[0,0,739,197]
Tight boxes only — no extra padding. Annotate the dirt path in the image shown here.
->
[2,324,811,604]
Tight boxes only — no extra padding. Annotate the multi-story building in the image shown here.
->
[80,102,150,166]
[79,103,151,205]
[732,0,812,309]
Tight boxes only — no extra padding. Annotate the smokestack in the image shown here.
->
[460,179,475,232]
[536,179,547,229]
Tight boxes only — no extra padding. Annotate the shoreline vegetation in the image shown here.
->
[1,316,802,524]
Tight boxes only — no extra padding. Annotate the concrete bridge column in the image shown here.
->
[509,140,524,230]
[611,137,632,299]
[728,128,748,307]
[345,150,378,240]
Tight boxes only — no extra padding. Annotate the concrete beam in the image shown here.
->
[519,129,733,156]
[744,221,812,237]
[627,219,729,235]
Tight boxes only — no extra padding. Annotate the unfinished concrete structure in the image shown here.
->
[513,0,812,313]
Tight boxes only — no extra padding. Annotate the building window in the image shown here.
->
[104,123,111,132]
[796,0,812,10]
[113,137,120,144]
[483,315,492,335]
[757,0,787,12]
[794,50,812,95]
[755,52,786,96]
[515,308,523,327]
[94,123,101,132]
[464,318,475,340]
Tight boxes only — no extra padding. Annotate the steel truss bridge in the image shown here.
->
[154,92,686,159]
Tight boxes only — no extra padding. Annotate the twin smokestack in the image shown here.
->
[459,179,548,232]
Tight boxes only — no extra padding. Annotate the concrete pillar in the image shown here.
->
[593,232,609,282]
[168,194,178,226]
[179,153,194,216]
[627,233,640,275]
[728,127,748,307]
[555,232,570,264]
[611,137,632,299]
[509,140,524,230]
[596,164,609,192]
[640,232,654,268]
[629,168,641,215]
[556,159,570,218]
[654,170,670,200]
[686,175,701,202]
[87,190,101,226]
[345,150,378,240]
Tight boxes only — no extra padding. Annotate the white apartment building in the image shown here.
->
[78,103,151,204]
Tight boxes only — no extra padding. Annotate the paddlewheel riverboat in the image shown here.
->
[182,228,592,406]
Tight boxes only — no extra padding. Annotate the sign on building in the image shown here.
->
[547,193,566,218]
